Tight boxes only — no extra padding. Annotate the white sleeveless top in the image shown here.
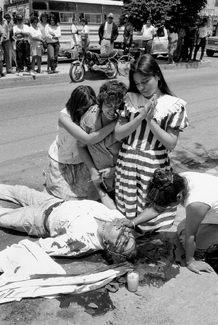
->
[48,108,82,164]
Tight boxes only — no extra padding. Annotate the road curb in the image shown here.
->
[0,72,70,89]
[0,60,212,89]
[161,60,211,70]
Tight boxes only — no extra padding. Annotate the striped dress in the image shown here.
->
[115,92,189,232]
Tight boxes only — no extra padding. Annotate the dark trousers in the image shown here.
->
[187,38,195,60]
[193,37,206,60]
[47,43,60,71]
[143,39,153,54]
[16,40,31,72]
[2,40,13,72]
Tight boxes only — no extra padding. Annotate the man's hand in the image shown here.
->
[99,167,115,180]
[187,259,214,275]
[115,218,134,229]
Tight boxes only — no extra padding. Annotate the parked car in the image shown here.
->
[132,26,168,57]
[206,36,218,57]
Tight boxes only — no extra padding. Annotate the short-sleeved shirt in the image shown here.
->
[141,24,155,41]
[181,172,218,224]
[122,93,188,151]
[38,200,124,257]
[80,104,121,170]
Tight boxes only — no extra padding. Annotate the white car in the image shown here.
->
[132,26,169,57]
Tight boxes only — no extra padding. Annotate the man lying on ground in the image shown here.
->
[0,184,136,263]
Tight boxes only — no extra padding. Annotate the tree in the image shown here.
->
[120,0,207,30]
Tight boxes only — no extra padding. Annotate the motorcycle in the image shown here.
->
[69,48,118,82]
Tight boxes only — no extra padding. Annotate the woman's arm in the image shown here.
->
[59,113,116,145]
[185,202,214,274]
[114,96,156,141]
[116,207,159,229]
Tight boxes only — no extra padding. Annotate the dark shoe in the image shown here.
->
[52,70,58,74]
[1,73,5,77]
[47,70,53,74]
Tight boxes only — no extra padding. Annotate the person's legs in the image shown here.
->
[146,40,153,54]
[53,42,60,71]
[47,43,54,72]
[32,55,37,71]
[2,40,12,73]
[193,41,200,60]
[200,38,206,60]
[16,40,24,73]
[0,184,62,236]
[23,40,32,71]
[36,55,42,72]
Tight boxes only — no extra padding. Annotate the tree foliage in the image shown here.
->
[120,0,207,30]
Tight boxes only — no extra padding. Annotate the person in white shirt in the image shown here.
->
[0,183,136,263]
[167,26,178,64]
[141,19,155,54]
[193,18,210,62]
[116,168,218,275]
[44,13,61,73]
[29,16,43,73]
[70,17,79,49]
[98,13,119,54]
[80,18,89,51]
[13,14,35,76]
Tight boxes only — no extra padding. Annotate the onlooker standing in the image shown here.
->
[13,14,34,76]
[70,17,79,49]
[29,16,43,73]
[0,16,5,78]
[123,14,133,54]
[2,13,14,74]
[45,14,61,73]
[80,18,89,51]
[141,18,155,54]
[174,23,186,62]
[38,12,49,71]
[193,18,210,62]
[98,13,118,54]
[167,26,178,64]
[187,22,198,61]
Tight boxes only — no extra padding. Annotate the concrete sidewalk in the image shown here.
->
[0,58,211,90]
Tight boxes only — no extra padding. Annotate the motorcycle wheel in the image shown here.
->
[105,61,117,79]
[69,63,85,82]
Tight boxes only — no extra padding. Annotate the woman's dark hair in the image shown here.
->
[40,12,49,22]
[66,85,96,125]
[30,16,39,24]
[145,168,186,213]
[97,80,127,111]
[80,18,87,24]
[48,13,58,25]
[129,54,174,96]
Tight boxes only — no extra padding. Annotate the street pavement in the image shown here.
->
[0,56,211,90]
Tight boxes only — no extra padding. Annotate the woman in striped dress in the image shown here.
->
[114,54,188,232]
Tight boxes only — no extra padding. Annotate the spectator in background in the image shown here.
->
[2,13,14,74]
[141,18,155,54]
[45,13,61,74]
[38,12,49,71]
[123,14,133,54]
[187,21,198,61]
[174,23,186,62]
[167,25,178,64]
[0,8,5,78]
[98,13,118,54]
[80,18,89,51]
[70,17,79,49]
[29,16,43,73]
[193,18,210,62]
[13,14,35,77]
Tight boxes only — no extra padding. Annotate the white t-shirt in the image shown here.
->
[103,22,113,39]
[13,24,30,40]
[38,200,124,257]
[48,108,82,164]
[181,172,218,224]
[141,24,155,41]
[198,25,208,38]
